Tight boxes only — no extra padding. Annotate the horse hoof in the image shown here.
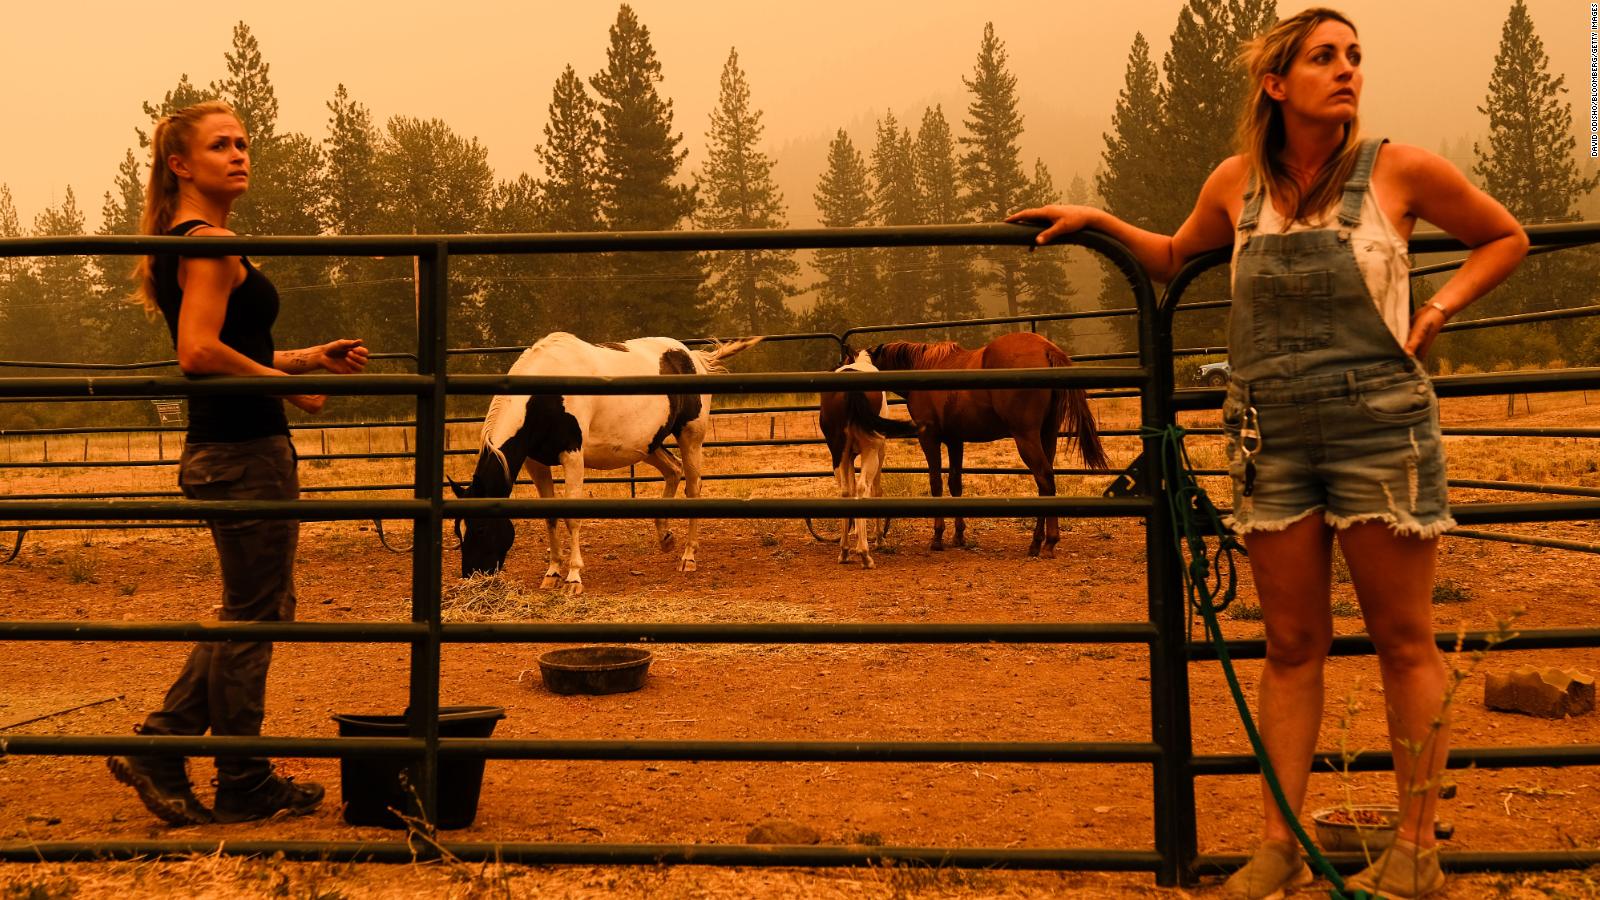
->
[1041,547,1057,559]
[660,533,676,552]
[838,552,850,564]
[930,542,944,552]
[540,575,561,590]
[679,559,697,573]
[862,556,875,570]
[564,581,584,597]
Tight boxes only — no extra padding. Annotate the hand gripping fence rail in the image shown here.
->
[2,223,1600,885]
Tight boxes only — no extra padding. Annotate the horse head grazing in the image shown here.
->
[456,446,516,578]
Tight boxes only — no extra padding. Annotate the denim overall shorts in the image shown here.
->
[1222,137,1455,539]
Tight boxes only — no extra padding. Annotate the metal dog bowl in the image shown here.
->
[538,646,653,695]
[1312,805,1400,853]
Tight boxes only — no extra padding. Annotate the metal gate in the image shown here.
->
[1,223,1598,884]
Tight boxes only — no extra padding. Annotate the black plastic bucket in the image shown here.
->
[331,705,506,830]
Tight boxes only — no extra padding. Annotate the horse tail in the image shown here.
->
[846,390,920,439]
[1044,345,1109,470]
[693,335,764,373]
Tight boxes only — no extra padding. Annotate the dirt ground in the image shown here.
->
[2,391,1598,898]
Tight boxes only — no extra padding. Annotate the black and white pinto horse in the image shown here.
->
[452,332,762,593]
[818,348,918,569]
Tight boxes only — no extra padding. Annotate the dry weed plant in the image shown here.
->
[1329,605,1526,884]
[61,549,99,585]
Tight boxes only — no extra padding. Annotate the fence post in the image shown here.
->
[1144,265,1197,886]
[408,242,448,840]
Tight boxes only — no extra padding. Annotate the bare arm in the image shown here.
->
[1008,157,1241,282]
[275,339,370,375]
[1394,145,1529,357]
[175,229,331,414]
[175,254,284,377]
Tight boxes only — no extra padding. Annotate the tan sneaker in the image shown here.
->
[1343,838,1446,899]
[1220,839,1314,899]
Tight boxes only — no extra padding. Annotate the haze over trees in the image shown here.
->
[1439,0,1600,368]
[1,1,1595,428]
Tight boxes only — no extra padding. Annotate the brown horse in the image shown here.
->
[869,332,1109,557]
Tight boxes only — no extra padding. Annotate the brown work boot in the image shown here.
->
[213,771,325,823]
[1220,839,1314,899]
[107,755,214,827]
[1343,838,1446,899]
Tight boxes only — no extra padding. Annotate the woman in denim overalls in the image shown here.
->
[1014,9,1527,898]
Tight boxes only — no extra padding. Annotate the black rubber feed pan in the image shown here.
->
[538,646,653,695]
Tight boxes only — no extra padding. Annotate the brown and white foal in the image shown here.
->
[818,349,919,568]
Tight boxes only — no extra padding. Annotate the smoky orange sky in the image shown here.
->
[2,0,1596,231]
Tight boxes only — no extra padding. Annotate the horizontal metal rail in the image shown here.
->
[0,496,1153,522]
[1197,850,1600,876]
[1190,743,1600,775]
[0,366,1149,400]
[1439,302,1600,332]
[1446,528,1600,554]
[0,620,1158,645]
[5,497,1586,524]
[1189,627,1600,661]
[0,841,1167,869]
[2,223,1095,257]
[0,736,1163,765]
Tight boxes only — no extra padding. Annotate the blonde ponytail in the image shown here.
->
[131,99,239,313]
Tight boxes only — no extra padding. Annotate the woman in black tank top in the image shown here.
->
[110,100,370,827]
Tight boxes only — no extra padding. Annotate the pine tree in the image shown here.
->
[810,128,879,332]
[96,150,142,297]
[99,150,143,237]
[590,4,707,338]
[25,189,100,364]
[533,65,607,339]
[915,106,979,322]
[477,174,545,349]
[1154,0,1241,234]
[873,110,927,325]
[320,84,405,362]
[210,22,278,147]
[1098,33,1166,233]
[1095,31,1167,347]
[1151,0,1267,351]
[959,23,1030,317]
[537,67,604,234]
[695,48,799,336]
[1066,173,1092,207]
[1475,0,1598,222]
[137,75,216,148]
[322,84,383,236]
[91,150,168,364]
[1019,159,1075,324]
[1463,0,1600,364]
[0,186,23,357]
[1229,0,1278,50]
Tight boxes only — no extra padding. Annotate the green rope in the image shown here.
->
[1144,424,1363,899]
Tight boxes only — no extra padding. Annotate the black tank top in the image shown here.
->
[153,220,289,443]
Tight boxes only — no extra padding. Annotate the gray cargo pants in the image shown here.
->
[141,435,298,785]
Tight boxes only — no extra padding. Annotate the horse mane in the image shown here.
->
[478,395,513,483]
[874,340,964,369]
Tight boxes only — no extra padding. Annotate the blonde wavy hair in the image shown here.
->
[1233,7,1363,227]
[131,100,241,313]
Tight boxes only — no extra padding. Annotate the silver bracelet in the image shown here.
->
[1426,300,1450,318]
